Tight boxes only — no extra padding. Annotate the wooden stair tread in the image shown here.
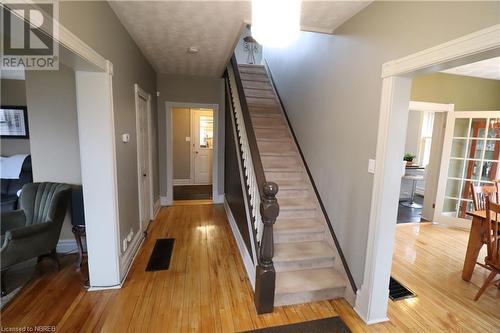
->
[242,80,273,91]
[274,241,335,262]
[275,268,346,294]
[244,88,276,99]
[240,73,269,82]
[273,179,309,190]
[279,197,316,211]
[275,218,325,234]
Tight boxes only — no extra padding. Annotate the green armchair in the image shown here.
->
[1,182,71,295]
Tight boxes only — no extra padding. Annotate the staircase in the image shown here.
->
[237,64,351,306]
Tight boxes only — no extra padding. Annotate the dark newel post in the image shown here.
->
[254,182,279,314]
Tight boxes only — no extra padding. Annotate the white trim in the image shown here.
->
[173,178,191,185]
[213,194,225,204]
[358,24,500,324]
[165,102,221,205]
[119,231,144,279]
[56,239,78,254]
[409,101,455,113]
[153,198,161,218]
[382,24,500,78]
[134,84,154,233]
[224,198,256,290]
[160,196,169,206]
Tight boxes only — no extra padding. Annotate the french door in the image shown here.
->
[435,111,500,228]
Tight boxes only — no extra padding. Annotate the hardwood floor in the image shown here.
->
[1,206,498,332]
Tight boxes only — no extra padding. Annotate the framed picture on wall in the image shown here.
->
[0,106,29,139]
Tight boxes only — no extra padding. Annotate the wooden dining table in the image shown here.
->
[463,210,499,281]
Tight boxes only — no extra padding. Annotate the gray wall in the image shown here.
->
[264,1,500,286]
[59,2,159,246]
[157,74,224,197]
[0,79,30,156]
[25,65,81,240]
[172,107,191,179]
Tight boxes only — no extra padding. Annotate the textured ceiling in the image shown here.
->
[442,57,500,81]
[109,1,371,77]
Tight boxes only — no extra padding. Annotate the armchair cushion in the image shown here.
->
[1,210,26,235]
[5,222,52,241]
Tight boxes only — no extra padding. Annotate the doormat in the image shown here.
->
[145,238,175,271]
[240,316,351,333]
[389,276,416,301]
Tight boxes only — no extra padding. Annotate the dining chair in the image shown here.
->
[474,198,500,301]
[470,183,499,211]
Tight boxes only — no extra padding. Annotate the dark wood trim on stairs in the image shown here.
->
[264,60,358,293]
[225,57,279,314]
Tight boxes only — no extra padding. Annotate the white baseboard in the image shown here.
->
[160,196,169,206]
[213,193,224,204]
[173,178,190,185]
[153,198,161,218]
[56,239,78,254]
[119,230,144,280]
[224,198,256,290]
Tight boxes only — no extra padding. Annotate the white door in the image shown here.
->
[192,110,213,185]
[435,111,500,228]
[136,89,152,232]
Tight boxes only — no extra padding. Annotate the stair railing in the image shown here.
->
[226,55,279,314]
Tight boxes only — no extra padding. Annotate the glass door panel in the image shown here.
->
[440,116,499,222]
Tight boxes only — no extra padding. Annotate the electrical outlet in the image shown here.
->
[122,239,128,252]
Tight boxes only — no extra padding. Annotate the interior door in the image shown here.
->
[137,93,151,232]
[435,111,500,228]
[192,109,213,185]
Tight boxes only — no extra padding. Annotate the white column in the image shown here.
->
[354,76,412,324]
[75,62,122,289]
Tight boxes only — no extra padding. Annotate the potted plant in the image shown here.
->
[404,153,416,166]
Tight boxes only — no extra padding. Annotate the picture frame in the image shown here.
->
[0,106,29,139]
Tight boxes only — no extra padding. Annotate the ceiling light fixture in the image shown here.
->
[187,46,199,54]
[251,0,301,48]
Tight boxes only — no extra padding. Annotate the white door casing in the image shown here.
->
[135,84,153,233]
[355,24,500,324]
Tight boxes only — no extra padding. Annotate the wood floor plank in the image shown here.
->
[1,206,498,332]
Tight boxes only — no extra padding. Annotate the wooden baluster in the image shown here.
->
[254,182,279,314]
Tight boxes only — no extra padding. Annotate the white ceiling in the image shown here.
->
[109,1,371,77]
[442,57,500,81]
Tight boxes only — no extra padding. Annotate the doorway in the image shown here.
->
[397,101,453,224]
[134,84,153,233]
[355,25,500,324]
[169,105,217,202]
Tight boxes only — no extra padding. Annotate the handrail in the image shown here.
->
[264,59,358,293]
[225,55,279,314]
[230,56,267,196]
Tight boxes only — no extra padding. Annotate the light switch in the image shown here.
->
[368,159,376,174]
[185,137,191,142]
[121,133,130,143]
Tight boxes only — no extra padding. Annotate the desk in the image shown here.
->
[463,210,499,281]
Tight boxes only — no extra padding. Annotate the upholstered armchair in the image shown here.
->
[0,182,71,295]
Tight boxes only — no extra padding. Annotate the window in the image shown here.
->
[418,112,435,167]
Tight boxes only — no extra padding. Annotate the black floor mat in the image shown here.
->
[173,185,212,200]
[389,277,416,301]
[146,239,175,271]
[241,317,351,333]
